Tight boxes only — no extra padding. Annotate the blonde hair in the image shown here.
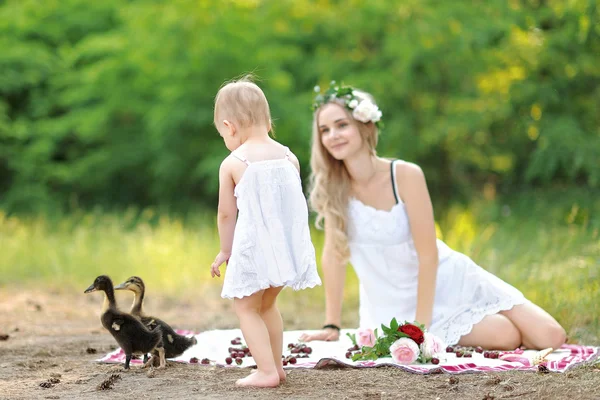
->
[308,90,379,262]
[214,75,271,129]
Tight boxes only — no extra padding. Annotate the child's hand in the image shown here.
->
[211,251,230,278]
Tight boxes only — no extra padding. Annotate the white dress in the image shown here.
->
[347,160,528,345]
[221,149,322,299]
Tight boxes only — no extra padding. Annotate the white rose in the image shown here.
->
[371,109,382,122]
[348,99,359,109]
[419,332,446,359]
[352,100,381,123]
[390,338,420,364]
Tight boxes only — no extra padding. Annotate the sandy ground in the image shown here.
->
[1,285,599,400]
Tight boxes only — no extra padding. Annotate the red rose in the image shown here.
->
[398,324,425,344]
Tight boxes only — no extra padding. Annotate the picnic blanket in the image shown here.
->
[98,329,599,374]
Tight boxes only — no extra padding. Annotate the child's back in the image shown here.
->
[222,142,320,299]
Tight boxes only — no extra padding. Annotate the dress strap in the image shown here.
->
[231,152,250,166]
[284,147,291,160]
[390,160,400,204]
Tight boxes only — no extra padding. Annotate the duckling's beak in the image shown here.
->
[113,282,127,290]
[84,284,97,293]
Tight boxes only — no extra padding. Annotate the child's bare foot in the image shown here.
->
[250,367,286,382]
[276,367,286,382]
[235,370,280,388]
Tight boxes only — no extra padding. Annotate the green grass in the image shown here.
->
[1,189,598,344]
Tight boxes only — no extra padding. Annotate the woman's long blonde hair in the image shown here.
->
[308,90,380,262]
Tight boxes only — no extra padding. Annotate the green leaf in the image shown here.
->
[346,332,357,346]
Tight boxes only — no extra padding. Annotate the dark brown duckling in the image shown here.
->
[84,275,166,370]
[114,276,197,363]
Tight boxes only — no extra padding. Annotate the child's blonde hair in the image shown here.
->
[214,75,272,129]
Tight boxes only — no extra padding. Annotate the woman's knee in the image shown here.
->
[536,323,567,350]
[498,324,522,350]
[459,314,522,350]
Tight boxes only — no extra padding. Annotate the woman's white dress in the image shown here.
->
[347,161,527,345]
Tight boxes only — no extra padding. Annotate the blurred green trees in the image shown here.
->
[1,0,598,212]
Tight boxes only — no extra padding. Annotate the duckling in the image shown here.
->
[114,276,197,364]
[84,275,166,370]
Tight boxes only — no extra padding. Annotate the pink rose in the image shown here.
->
[420,332,446,359]
[356,328,376,347]
[390,338,420,364]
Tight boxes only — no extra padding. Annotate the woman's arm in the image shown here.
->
[397,162,439,328]
[300,218,347,341]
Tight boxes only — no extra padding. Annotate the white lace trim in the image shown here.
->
[347,198,411,245]
[221,276,322,300]
[440,298,528,345]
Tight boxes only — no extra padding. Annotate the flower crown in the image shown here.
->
[312,81,383,130]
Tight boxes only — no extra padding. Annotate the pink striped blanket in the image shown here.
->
[98,329,599,374]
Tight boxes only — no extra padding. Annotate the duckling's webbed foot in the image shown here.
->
[156,347,166,370]
[142,355,156,369]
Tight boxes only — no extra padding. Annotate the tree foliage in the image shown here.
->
[1,0,598,212]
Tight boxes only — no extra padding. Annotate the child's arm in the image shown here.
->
[398,162,439,328]
[287,151,301,173]
[211,157,238,278]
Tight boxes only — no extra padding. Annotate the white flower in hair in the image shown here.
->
[352,99,382,123]
[348,99,359,109]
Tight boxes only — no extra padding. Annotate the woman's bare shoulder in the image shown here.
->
[393,160,425,180]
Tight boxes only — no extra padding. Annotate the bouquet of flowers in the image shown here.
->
[347,318,446,365]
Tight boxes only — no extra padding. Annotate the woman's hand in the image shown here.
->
[299,328,340,342]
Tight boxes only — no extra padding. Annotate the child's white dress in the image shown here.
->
[221,148,322,299]
[348,160,528,345]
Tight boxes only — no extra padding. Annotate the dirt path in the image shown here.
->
[1,286,599,400]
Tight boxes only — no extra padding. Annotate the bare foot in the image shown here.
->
[250,367,286,382]
[235,370,280,388]
[277,367,286,382]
